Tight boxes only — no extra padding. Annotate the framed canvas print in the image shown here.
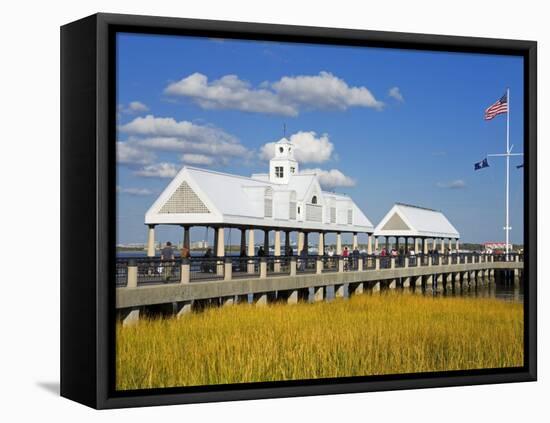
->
[60,13,537,409]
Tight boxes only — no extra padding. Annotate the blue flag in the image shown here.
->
[474,158,489,171]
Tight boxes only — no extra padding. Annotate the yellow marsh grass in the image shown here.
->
[116,292,523,390]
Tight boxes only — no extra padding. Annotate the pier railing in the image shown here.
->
[115,252,523,287]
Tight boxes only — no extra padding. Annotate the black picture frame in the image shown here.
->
[60,12,537,409]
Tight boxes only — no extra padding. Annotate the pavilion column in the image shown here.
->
[336,232,342,255]
[182,225,190,250]
[456,239,460,251]
[303,232,309,255]
[404,237,409,254]
[423,238,428,254]
[239,228,246,255]
[367,234,373,255]
[274,230,282,272]
[247,229,255,256]
[274,230,281,256]
[352,232,358,250]
[415,238,420,254]
[441,238,446,254]
[395,237,400,252]
[285,231,290,255]
[264,229,270,255]
[374,236,379,251]
[431,238,437,252]
[216,227,225,257]
[146,224,156,257]
[318,232,324,256]
[385,236,389,252]
[298,232,304,253]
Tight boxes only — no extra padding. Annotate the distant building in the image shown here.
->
[191,240,209,249]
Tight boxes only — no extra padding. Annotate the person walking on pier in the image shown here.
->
[257,246,265,257]
[160,241,175,281]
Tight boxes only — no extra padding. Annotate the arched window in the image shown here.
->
[311,195,318,204]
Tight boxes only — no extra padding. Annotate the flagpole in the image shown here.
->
[505,88,510,255]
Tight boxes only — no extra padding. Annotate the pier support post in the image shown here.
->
[127,260,138,288]
[335,284,345,298]
[221,297,234,307]
[224,257,232,281]
[175,301,192,317]
[316,257,323,274]
[279,290,298,304]
[253,293,268,306]
[121,308,140,326]
[389,279,397,289]
[237,294,249,304]
[180,258,190,284]
[349,282,364,296]
[413,276,422,292]
[313,286,324,302]
[372,281,381,292]
[290,256,297,276]
[260,257,267,279]
[147,224,156,257]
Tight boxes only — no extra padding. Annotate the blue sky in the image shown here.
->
[116,32,524,245]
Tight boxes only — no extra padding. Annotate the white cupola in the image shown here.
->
[269,137,298,184]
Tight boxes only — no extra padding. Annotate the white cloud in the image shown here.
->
[116,141,155,165]
[436,179,466,189]
[164,71,383,116]
[118,115,250,169]
[388,86,404,102]
[181,153,215,165]
[116,186,154,196]
[134,163,179,179]
[118,101,150,115]
[300,168,356,188]
[165,73,296,116]
[259,131,334,164]
[273,72,383,111]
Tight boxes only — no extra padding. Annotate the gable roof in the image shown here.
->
[374,203,460,239]
[145,166,374,232]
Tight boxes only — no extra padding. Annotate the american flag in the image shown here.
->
[484,93,508,120]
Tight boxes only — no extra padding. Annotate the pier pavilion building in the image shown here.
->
[373,203,460,254]
[144,137,375,258]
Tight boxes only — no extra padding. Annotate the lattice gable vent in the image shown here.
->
[381,212,410,231]
[159,181,210,214]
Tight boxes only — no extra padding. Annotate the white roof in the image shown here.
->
[145,166,374,233]
[374,203,460,239]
